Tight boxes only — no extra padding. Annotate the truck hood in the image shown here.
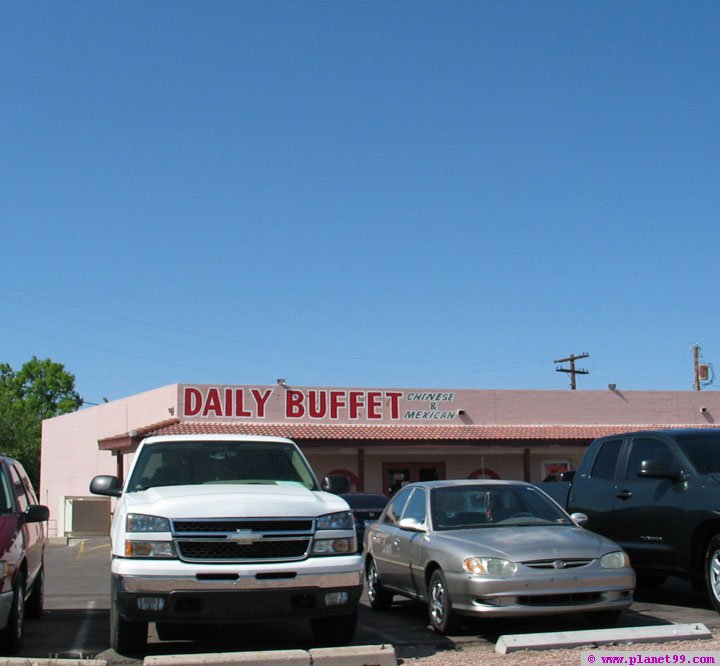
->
[435,525,622,562]
[122,484,350,518]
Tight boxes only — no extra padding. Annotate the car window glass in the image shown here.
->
[15,462,39,504]
[590,439,622,479]
[402,488,426,523]
[626,438,676,480]
[0,468,13,513]
[382,487,413,526]
[9,465,29,512]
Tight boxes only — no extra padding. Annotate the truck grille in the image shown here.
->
[171,518,314,563]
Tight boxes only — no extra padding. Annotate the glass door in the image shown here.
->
[382,462,445,497]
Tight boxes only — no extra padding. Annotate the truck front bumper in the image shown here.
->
[112,566,363,623]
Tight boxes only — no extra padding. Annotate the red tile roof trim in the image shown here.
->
[97,420,720,451]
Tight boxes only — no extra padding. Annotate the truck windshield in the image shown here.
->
[126,440,319,492]
[675,433,720,475]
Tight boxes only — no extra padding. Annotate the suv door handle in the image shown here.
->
[616,490,632,500]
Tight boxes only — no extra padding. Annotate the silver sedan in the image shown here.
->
[363,480,635,634]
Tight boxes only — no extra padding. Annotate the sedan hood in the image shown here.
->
[436,525,620,561]
[122,484,349,518]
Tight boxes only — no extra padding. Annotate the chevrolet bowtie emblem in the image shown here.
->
[227,529,258,544]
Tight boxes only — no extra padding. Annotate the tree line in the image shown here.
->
[0,357,83,487]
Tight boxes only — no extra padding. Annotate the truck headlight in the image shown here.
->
[312,537,356,555]
[125,540,176,558]
[463,557,518,575]
[316,511,354,530]
[600,551,630,569]
[126,513,171,532]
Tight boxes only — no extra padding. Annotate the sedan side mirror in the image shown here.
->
[398,517,427,533]
[90,475,122,497]
[570,512,589,527]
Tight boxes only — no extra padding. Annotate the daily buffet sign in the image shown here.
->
[181,385,459,422]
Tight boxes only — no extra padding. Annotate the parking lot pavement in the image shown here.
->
[19,538,720,665]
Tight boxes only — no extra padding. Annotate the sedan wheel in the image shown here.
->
[428,569,456,634]
[366,558,393,610]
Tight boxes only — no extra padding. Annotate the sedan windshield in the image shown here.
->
[431,485,572,530]
[126,440,318,492]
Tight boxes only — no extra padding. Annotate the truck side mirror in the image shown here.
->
[638,459,682,481]
[321,474,351,494]
[90,475,122,497]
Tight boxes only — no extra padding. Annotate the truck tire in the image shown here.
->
[366,558,393,610]
[26,563,44,620]
[310,609,357,646]
[705,535,720,613]
[0,573,25,655]
[110,598,148,655]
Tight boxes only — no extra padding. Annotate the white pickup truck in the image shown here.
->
[90,434,362,655]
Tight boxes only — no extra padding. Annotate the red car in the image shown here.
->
[0,455,48,654]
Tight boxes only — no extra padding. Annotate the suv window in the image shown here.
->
[0,466,13,513]
[9,465,29,512]
[590,439,622,480]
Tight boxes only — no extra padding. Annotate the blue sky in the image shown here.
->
[2,1,719,403]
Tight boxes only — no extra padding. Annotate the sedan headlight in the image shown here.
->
[463,557,518,575]
[126,513,171,532]
[600,551,630,569]
[316,511,354,530]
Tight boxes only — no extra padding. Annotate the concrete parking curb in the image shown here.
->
[495,622,712,654]
[0,661,107,666]
[143,644,397,666]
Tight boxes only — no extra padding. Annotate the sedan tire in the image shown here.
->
[427,569,456,635]
[366,558,393,610]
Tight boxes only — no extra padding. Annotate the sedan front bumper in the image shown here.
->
[445,567,635,618]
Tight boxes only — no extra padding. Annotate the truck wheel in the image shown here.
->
[26,564,44,620]
[705,535,720,612]
[366,558,393,610]
[310,609,357,646]
[427,569,457,635]
[0,573,25,655]
[110,598,148,655]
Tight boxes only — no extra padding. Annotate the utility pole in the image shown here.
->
[555,352,590,390]
[694,344,701,391]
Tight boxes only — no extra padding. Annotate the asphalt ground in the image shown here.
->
[20,538,720,664]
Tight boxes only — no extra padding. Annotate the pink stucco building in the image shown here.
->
[40,383,720,538]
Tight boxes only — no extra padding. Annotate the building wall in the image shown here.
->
[40,383,720,538]
[40,384,177,537]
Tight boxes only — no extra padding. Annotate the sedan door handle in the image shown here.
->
[616,490,632,500]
